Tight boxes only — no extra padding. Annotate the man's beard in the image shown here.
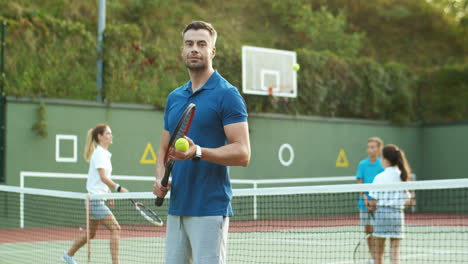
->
[184,59,207,72]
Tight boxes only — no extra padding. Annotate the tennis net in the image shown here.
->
[1,179,467,264]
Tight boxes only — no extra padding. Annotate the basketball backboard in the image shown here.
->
[242,46,297,98]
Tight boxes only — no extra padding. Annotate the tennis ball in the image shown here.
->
[175,138,189,152]
[293,63,300,71]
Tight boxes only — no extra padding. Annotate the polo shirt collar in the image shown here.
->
[184,70,220,93]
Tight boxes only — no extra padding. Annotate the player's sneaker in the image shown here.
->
[62,252,77,264]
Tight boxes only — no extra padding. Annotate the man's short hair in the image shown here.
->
[368,137,383,148]
[182,21,217,46]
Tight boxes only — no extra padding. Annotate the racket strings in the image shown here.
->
[174,113,193,140]
[135,204,163,226]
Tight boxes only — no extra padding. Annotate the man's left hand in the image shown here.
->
[169,136,197,161]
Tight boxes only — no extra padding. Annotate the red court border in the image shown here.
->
[1,213,466,244]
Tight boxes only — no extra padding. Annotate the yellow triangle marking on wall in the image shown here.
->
[140,142,157,164]
[335,148,349,167]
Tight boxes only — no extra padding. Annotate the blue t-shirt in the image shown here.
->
[356,157,383,211]
[164,71,248,217]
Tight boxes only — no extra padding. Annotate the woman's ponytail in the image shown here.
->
[382,144,412,182]
[84,128,95,162]
[84,124,109,162]
[398,149,412,182]
[396,153,408,181]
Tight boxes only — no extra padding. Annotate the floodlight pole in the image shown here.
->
[1,21,5,97]
[96,0,106,102]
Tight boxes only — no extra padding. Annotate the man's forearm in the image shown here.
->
[201,142,250,167]
[155,149,166,181]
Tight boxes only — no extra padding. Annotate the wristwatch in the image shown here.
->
[192,145,202,161]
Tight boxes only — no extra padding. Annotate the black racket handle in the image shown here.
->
[155,196,165,207]
[155,165,171,207]
[155,178,167,206]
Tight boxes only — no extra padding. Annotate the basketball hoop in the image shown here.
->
[242,46,298,98]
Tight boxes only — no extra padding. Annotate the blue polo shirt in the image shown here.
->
[356,157,383,211]
[164,71,248,217]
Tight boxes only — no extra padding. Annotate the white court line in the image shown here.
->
[2,243,466,263]
[229,237,342,246]
[0,246,64,254]
[321,250,468,264]
[231,237,468,255]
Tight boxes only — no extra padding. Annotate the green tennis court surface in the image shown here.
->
[1,180,468,263]
[0,225,467,264]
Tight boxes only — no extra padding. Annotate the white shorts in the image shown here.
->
[88,200,112,220]
[165,215,229,264]
[359,210,375,226]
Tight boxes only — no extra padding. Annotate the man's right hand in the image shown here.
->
[153,179,171,198]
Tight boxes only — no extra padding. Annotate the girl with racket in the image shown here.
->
[369,144,413,264]
[63,124,128,264]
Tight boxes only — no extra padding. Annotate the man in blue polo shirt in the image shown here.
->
[153,21,250,264]
[356,137,384,261]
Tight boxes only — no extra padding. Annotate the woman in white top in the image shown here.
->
[63,124,128,264]
[369,144,413,264]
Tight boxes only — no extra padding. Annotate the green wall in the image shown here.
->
[242,114,421,182]
[5,98,466,192]
[421,123,468,180]
[6,99,162,191]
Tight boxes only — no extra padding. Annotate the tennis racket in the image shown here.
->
[155,103,196,207]
[130,199,163,226]
[353,211,375,264]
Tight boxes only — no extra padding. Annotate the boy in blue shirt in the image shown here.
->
[153,21,250,264]
[356,137,384,261]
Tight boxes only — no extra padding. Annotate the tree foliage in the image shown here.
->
[426,0,468,23]
[266,1,363,57]
[0,0,467,123]
[418,64,468,122]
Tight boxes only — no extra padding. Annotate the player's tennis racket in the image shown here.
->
[155,103,196,207]
[353,233,371,264]
[130,199,163,226]
[353,211,375,264]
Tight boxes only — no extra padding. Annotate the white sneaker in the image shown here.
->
[62,252,77,264]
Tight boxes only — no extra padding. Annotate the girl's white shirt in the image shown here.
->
[370,166,410,209]
[86,145,112,195]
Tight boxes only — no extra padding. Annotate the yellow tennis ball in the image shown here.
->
[293,63,300,71]
[175,138,189,152]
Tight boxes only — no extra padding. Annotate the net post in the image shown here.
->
[20,171,24,228]
[20,189,24,228]
[86,194,91,263]
[253,182,258,220]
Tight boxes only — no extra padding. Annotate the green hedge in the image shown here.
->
[418,64,468,122]
[2,15,184,106]
[3,16,95,99]
[1,15,467,123]
[240,50,415,123]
